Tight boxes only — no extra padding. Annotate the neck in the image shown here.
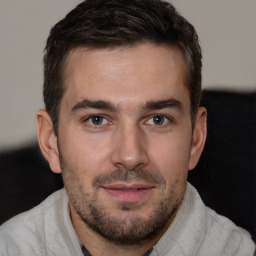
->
[70,204,178,256]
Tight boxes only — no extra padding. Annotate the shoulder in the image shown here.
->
[0,189,67,255]
[181,183,255,255]
[199,199,255,255]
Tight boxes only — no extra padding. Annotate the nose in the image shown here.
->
[111,124,149,170]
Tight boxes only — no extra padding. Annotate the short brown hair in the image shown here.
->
[43,0,202,134]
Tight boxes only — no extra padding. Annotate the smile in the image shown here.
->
[101,183,155,202]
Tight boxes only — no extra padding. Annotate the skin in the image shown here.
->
[37,43,207,256]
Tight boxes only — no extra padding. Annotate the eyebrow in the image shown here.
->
[142,98,183,111]
[71,98,183,113]
[71,99,116,112]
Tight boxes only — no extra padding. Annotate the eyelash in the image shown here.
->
[82,115,110,126]
[146,115,171,126]
[82,114,172,128]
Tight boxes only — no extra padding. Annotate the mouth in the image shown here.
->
[101,183,155,202]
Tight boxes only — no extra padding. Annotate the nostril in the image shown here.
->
[114,160,148,172]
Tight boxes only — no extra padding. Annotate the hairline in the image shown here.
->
[55,41,195,134]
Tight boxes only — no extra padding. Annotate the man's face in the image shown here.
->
[56,43,200,244]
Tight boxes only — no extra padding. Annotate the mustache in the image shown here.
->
[93,168,166,188]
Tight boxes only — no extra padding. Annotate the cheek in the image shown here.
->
[59,129,113,176]
[147,130,191,178]
[145,135,190,212]
[149,135,190,202]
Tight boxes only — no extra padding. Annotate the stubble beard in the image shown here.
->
[60,153,187,246]
[83,190,178,245]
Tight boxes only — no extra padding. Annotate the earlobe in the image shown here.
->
[188,107,207,170]
[36,109,62,173]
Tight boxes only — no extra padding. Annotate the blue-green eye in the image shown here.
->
[87,115,108,125]
[147,115,169,125]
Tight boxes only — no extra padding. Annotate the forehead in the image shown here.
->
[61,43,189,110]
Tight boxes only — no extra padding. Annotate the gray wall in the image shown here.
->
[0,0,256,150]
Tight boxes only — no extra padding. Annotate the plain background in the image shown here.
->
[0,0,256,151]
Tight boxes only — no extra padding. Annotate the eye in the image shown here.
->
[147,115,169,126]
[85,115,109,126]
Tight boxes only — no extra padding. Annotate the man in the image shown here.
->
[0,0,255,255]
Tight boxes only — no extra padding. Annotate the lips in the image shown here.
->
[101,183,155,202]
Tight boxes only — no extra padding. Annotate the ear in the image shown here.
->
[188,107,207,170]
[36,109,62,173]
